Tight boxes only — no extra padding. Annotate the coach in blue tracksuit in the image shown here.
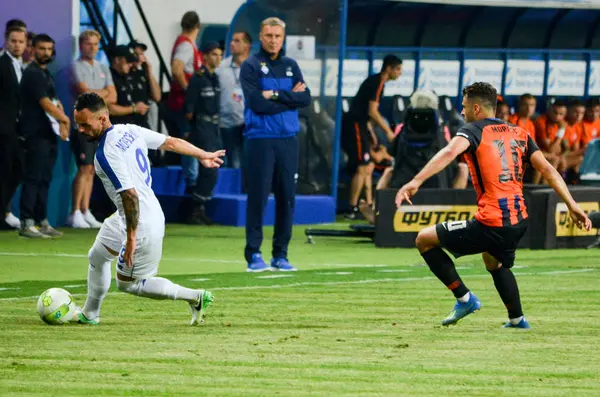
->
[240,17,311,272]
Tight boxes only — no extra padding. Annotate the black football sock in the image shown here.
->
[421,247,469,299]
[488,266,523,320]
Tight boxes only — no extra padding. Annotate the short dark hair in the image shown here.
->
[381,54,402,71]
[568,99,585,108]
[519,93,536,102]
[5,19,26,32]
[75,92,107,113]
[181,11,200,31]
[552,99,567,108]
[4,26,26,40]
[236,31,252,45]
[32,33,54,47]
[585,97,600,108]
[462,82,497,110]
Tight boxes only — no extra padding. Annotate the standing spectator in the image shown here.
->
[240,17,311,271]
[22,32,35,68]
[19,34,69,238]
[129,40,161,129]
[70,29,116,228]
[184,42,223,224]
[216,31,251,168]
[129,40,162,165]
[167,11,203,189]
[341,54,402,219]
[0,19,26,56]
[0,25,26,230]
[509,93,537,141]
[107,45,149,125]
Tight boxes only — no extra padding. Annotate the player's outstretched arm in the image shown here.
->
[119,188,139,268]
[529,151,592,231]
[159,137,226,168]
[396,136,470,207]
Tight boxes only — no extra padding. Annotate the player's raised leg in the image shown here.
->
[416,224,480,326]
[482,252,530,329]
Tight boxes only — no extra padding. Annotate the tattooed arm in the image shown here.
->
[119,188,140,268]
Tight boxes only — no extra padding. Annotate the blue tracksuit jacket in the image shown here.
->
[240,48,311,139]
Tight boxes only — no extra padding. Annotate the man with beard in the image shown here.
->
[72,92,224,325]
[19,34,69,238]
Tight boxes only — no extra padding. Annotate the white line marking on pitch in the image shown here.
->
[316,272,353,275]
[0,288,20,291]
[377,269,410,273]
[188,278,211,282]
[0,252,387,268]
[255,275,294,279]
[0,268,594,301]
[63,284,86,288]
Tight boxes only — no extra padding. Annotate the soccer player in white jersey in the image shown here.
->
[72,92,225,325]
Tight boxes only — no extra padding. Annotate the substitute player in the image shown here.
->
[73,92,225,325]
[395,82,591,329]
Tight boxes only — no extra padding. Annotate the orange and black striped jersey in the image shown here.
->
[348,73,385,122]
[456,118,540,228]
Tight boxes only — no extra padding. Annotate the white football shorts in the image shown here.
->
[93,212,165,279]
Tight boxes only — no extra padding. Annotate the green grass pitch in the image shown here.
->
[1,224,599,396]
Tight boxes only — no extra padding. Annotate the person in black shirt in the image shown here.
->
[107,45,148,126]
[0,26,26,230]
[19,34,69,238]
[341,55,402,219]
[128,40,162,128]
[184,42,223,224]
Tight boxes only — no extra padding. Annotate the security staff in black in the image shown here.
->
[128,40,162,129]
[184,42,223,224]
[108,45,149,126]
[341,55,402,220]
[19,34,70,238]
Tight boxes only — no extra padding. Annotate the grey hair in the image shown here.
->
[261,17,286,30]
[409,90,439,110]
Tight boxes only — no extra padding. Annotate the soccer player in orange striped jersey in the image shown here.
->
[395,82,591,329]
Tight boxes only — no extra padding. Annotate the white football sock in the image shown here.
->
[83,244,114,321]
[457,292,470,303]
[116,276,200,303]
[509,316,524,325]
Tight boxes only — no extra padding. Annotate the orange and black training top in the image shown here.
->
[456,118,540,228]
[348,73,385,122]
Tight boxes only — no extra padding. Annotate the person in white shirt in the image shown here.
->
[72,92,225,325]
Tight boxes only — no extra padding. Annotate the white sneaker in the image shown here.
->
[82,210,103,228]
[70,210,90,228]
[5,212,20,229]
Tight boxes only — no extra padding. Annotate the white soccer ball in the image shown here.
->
[36,288,78,325]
